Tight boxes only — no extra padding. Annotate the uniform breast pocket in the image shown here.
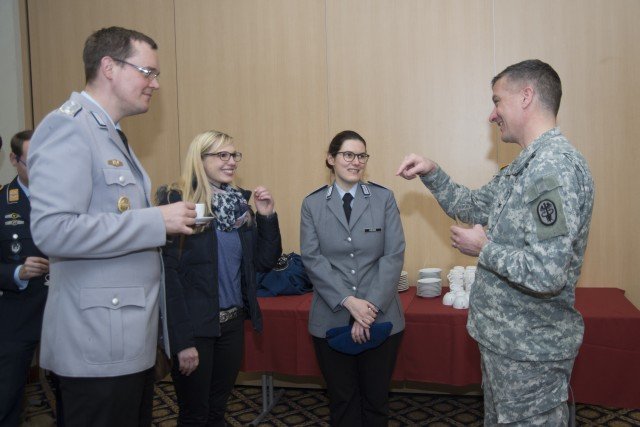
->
[102,168,138,212]
[79,286,147,364]
[361,225,385,249]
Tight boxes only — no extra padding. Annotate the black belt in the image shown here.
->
[219,307,241,323]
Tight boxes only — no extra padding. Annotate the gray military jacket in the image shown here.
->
[29,92,167,377]
[301,182,405,337]
[422,128,594,361]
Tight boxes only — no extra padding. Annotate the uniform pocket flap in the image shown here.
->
[102,168,135,187]
[80,286,146,310]
[524,175,561,204]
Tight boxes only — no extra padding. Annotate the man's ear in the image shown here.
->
[522,86,534,109]
[9,152,18,167]
[101,56,115,80]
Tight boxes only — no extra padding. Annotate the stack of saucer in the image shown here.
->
[417,278,442,297]
[397,271,409,292]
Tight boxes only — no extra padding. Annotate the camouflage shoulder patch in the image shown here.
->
[525,175,568,241]
[58,100,82,117]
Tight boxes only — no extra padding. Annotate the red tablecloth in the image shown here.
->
[243,287,640,409]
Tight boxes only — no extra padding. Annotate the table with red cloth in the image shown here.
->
[242,287,640,409]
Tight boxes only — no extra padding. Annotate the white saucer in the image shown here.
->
[195,216,214,225]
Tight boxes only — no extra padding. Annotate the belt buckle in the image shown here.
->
[220,307,239,323]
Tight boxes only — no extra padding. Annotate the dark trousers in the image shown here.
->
[313,331,403,427]
[171,314,244,427]
[0,340,37,427]
[57,367,155,427]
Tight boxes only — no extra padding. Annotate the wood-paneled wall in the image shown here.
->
[26,0,640,307]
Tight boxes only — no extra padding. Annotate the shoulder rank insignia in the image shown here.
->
[108,159,124,167]
[366,181,388,190]
[8,188,19,203]
[91,111,107,128]
[58,100,82,117]
[305,185,329,199]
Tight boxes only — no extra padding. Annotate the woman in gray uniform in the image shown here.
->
[300,130,405,426]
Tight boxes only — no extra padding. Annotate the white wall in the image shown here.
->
[0,0,26,184]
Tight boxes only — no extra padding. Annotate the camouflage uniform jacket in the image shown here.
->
[421,128,594,361]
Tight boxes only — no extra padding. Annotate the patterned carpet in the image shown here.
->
[21,379,640,426]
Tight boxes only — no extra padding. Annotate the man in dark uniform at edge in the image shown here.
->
[0,130,50,427]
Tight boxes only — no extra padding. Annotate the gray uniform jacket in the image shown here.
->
[301,182,405,338]
[28,92,167,377]
[422,128,594,361]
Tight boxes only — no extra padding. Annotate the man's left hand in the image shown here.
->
[450,224,489,257]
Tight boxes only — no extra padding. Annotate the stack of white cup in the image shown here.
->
[443,266,469,309]
[464,266,476,292]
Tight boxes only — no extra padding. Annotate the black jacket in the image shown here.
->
[0,177,48,342]
[157,186,282,354]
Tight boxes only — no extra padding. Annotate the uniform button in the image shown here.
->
[352,286,356,291]
[351,269,355,274]
[111,297,119,306]
[12,234,18,239]
[347,237,352,242]
[350,253,354,258]
[118,176,125,183]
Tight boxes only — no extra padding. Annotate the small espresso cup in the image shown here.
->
[195,203,206,218]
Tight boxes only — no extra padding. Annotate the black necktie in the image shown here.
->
[342,193,353,223]
[117,129,131,155]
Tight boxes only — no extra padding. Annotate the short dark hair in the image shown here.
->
[326,130,367,170]
[83,26,157,83]
[11,130,33,157]
[492,59,562,116]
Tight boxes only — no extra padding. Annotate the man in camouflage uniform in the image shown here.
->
[396,59,594,425]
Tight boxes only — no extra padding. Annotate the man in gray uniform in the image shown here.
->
[396,60,594,425]
[28,27,196,426]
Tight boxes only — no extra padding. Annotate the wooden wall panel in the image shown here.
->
[27,0,179,188]
[174,0,329,253]
[326,0,496,282]
[494,0,640,306]
[25,0,640,307]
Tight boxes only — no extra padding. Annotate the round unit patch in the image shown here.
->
[537,199,557,226]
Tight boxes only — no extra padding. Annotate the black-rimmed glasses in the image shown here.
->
[201,151,243,162]
[337,151,370,163]
[112,58,160,80]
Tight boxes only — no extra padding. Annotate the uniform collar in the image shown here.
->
[506,127,560,176]
[333,183,358,201]
[81,90,120,130]
[16,177,29,198]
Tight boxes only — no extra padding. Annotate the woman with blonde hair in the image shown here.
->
[157,130,282,426]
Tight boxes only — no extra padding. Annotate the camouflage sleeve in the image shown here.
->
[478,157,587,295]
[420,165,498,226]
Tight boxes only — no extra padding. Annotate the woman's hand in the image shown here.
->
[254,186,275,216]
[343,296,378,329]
[177,347,199,376]
[351,321,371,344]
